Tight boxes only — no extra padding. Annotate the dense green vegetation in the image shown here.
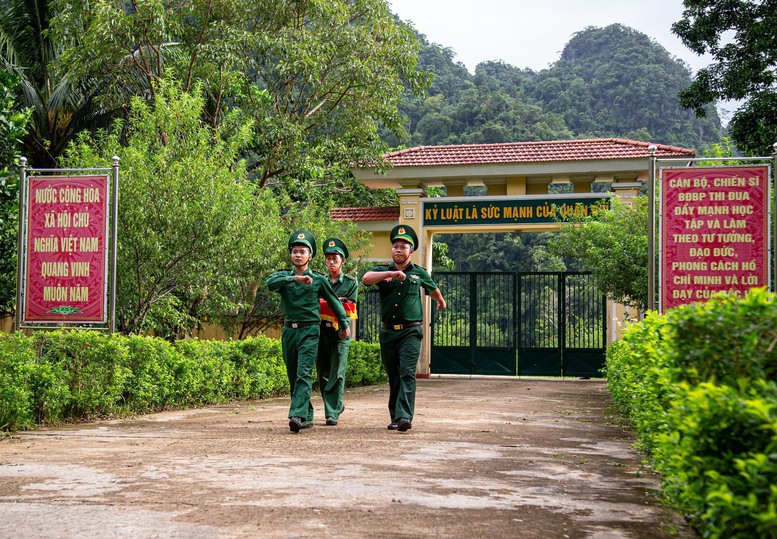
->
[606,288,777,537]
[0,330,385,431]
[549,196,650,310]
[673,0,777,157]
[0,71,29,315]
[395,23,724,152]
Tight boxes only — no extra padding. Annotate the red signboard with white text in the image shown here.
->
[660,166,769,310]
[23,176,109,322]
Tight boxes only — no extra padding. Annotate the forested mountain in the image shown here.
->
[390,23,727,272]
[390,24,724,154]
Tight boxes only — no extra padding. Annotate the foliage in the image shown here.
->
[548,196,649,310]
[33,329,131,417]
[51,0,431,195]
[395,24,724,153]
[398,50,573,146]
[0,331,39,429]
[654,380,777,538]
[606,289,777,537]
[0,70,30,315]
[61,81,268,337]
[431,239,455,271]
[439,230,566,273]
[530,24,723,152]
[672,0,777,156]
[345,340,388,387]
[666,288,777,385]
[604,310,676,452]
[0,329,384,431]
[0,0,117,167]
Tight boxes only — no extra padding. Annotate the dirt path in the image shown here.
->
[0,377,694,538]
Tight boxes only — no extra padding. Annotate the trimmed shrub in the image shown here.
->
[0,332,37,430]
[0,330,383,431]
[655,381,777,538]
[34,331,130,418]
[346,341,387,387]
[606,289,777,538]
[604,310,675,453]
[665,288,777,385]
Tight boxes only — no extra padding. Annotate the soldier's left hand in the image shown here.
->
[339,327,350,339]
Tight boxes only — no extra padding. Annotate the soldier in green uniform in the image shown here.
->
[362,225,446,432]
[316,237,358,426]
[267,230,350,433]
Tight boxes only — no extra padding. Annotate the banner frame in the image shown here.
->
[15,157,120,332]
[648,150,776,313]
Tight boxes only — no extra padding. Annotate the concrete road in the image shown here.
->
[0,377,695,538]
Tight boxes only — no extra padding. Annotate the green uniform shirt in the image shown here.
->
[367,262,438,324]
[328,273,359,304]
[267,269,349,327]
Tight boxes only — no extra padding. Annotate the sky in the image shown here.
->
[389,0,712,73]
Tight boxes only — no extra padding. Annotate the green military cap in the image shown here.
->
[288,229,317,257]
[323,237,349,259]
[390,224,418,249]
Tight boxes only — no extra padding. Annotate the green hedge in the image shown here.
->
[0,331,385,431]
[606,288,777,538]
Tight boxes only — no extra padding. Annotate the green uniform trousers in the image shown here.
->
[316,324,350,421]
[379,326,423,422]
[282,324,320,422]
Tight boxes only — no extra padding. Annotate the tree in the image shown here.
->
[61,82,270,337]
[0,0,117,167]
[51,0,431,193]
[0,70,31,315]
[672,0,777,155]
[548,196,649,310]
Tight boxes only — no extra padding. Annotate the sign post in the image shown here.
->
[422,194,611,227]
[15,159,119,332]
[654,157,773,313]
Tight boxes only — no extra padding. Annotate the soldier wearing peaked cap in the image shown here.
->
[316,237,358,426]
[267,230,350,433]
[362,224,446,432]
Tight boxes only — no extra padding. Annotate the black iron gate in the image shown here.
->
[430,271,606,377]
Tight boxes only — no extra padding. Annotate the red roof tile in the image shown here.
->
[330,206,399,222]
[382,138,694,167]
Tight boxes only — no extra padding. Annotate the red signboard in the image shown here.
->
[660,166,769,310]
[23,176,109,322]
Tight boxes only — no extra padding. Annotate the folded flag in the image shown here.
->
[319,298,358,330]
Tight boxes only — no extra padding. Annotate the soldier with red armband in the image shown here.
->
[317,237,358,426]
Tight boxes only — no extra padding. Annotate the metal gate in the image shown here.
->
[430,271,606,377]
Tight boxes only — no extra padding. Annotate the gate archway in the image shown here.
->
[346,139,696,376]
